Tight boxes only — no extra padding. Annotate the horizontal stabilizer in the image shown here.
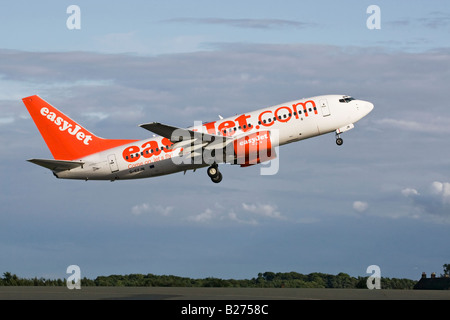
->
[27,158,84,172]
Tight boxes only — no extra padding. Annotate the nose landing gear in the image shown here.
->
[336,133,343,146]
[335,124,354,146]
[207,164,223,183]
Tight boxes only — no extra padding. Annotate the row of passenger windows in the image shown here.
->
[218,107,317,134]
[125,145,171,160]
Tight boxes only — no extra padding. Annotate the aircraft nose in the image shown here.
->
[362,101,374,116]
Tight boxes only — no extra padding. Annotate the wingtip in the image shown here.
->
[139,122,159,128]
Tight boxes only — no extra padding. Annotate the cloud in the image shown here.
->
[353,201,369,213]
[387,11,450,30]
[376,118,450,134]
[401,188,420,197]
[430,181,450,205]
[402,182,450,222]
[186,202,285,225]
[131,203,149,215]
[419,12,450,29]
[228,211,258,226]
[242,203,283,219]
[131,203,173,216]
[188,208,216,223]
[163,17,312,29]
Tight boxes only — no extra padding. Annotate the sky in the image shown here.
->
[1,0,450,282]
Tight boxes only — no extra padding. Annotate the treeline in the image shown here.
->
[0,271,417,289]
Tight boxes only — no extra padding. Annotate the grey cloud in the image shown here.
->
[376,117,450,134]
[402,182,450,222]
[419,12,450,29]
[163,17,312,29]
[353,201,369,213]
[387,11,450,30]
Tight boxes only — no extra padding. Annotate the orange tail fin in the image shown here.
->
[23,95,138,160]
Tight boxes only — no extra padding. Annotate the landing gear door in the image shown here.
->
[108,154,119,173]
[320,99,331,117]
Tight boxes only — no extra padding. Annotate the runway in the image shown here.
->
[0,286,449,300]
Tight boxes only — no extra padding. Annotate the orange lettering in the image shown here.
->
[274,106,292,123]
[234,114,251,132]
[141,141,159,158]
[203,121,217,135]
[123,145,140,162]
[258,110,274,127]
[218,120,236,136]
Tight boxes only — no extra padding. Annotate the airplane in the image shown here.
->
[22,94,373,183]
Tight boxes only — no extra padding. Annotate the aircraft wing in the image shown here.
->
[139,122,277,166]
[139,122,224,142]
[27,159,85,172]
[139,122,236,162]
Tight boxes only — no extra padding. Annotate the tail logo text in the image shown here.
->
[40,107,93,145]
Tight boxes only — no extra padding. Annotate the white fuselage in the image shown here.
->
[55,95,373,181]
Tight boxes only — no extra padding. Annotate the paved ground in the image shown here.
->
[0,286,449,300]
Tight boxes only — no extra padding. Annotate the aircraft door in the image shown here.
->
[107,154,119,173]
[319,99,331,117]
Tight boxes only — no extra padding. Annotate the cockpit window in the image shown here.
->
[339,96,355,103]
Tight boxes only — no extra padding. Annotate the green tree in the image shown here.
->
[442,264,450,276]
[3,272,18,286]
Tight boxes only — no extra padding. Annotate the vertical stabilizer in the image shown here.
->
[23,95,138,160]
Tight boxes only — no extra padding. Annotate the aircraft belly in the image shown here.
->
[117,158,206,180]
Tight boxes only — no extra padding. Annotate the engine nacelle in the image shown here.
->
[233,131,276,166]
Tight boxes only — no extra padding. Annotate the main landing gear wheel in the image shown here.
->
[207,164,222,183]
[211,172,223,183]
